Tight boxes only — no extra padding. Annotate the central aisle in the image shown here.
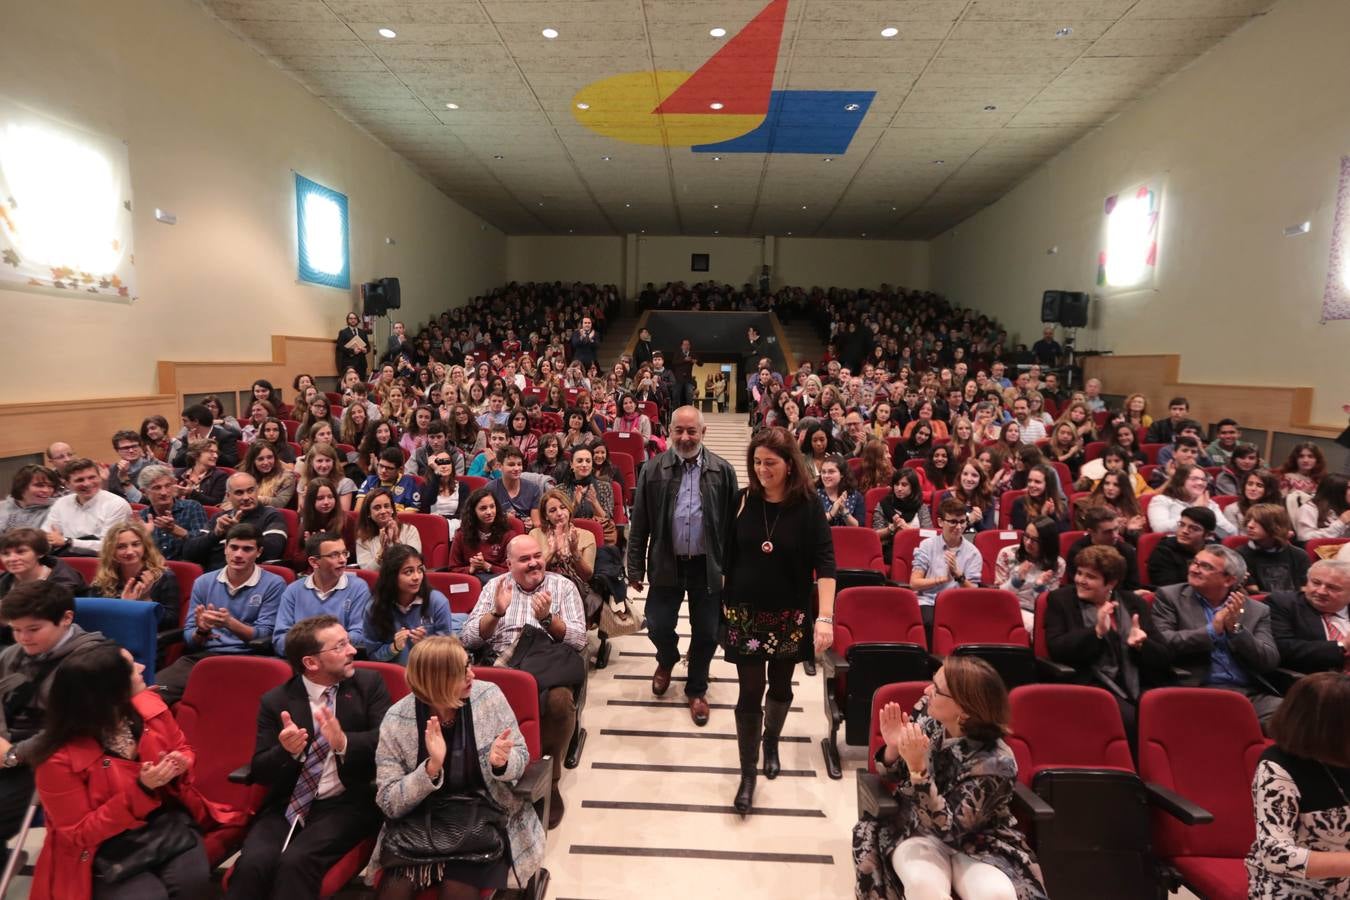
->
[541,413,861,899]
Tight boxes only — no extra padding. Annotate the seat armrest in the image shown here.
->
[1144,782,1214,825]
[1033,657,1075,681]
[157,627,184,649]
[513,758,551,804]
[857,771,899,819]
[1262,668,1304,695]
[227,764,253,785]
[1012,782,1054,822]
[1089,670,1130,701]
[823,647,849,676]
[247,638,276,656]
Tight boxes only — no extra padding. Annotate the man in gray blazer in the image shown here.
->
[1151,543,1282,727]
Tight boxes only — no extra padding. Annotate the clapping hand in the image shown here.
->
[138,751,187,790]
[488,728,514,769]
[278,711,310,755]
[122,571,155,600]
[381,519,401,546]
[1125,613,1148,649]
[1094,599,1119,638]
[492,576,512,616]
[530,590,552,620]
[424,716,447,779]
[878,704,930,773]
[314,706,347,754]
[943,549,958,574]
[878,702,909,754]
[407,625,428,645]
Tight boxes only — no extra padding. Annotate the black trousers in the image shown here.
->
[226,795,380,900]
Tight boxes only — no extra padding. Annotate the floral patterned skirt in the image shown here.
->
[721,603,810,663]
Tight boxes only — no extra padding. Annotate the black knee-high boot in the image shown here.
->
[734,710,762,816]
[761,697,791,779]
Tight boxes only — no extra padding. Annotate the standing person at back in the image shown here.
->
[627,406,739,727]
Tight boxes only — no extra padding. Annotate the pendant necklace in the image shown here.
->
[762,496,782,554]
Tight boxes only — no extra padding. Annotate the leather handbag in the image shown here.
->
[379,790,508,868]
[94,808,199,884]
[507,625,586,694]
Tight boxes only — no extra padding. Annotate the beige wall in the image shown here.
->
[506,236,625,286]
[929,0,1350,427]
[0,0,504,405]
[504,234,931,293]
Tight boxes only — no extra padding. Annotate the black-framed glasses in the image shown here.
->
[317,638,352,654]
[932,682,953,699]
[940,518,965,527]
[433,458,453,466]
[315,549,349,561]
[116,444,141,453]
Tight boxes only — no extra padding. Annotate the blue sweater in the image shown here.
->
[183,566,287,652]
[361,590,456,664]
[272,572,373,654]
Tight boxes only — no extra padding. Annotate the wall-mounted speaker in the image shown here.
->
[1060,291,1089,328]
[1040,290,1064,323]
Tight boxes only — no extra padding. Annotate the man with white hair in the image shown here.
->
[461,534,585,829]
[627,406,739,727]
[1152,544,1282,726]
[1268,559,1350,674]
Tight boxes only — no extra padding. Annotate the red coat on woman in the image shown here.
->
[31,690,245,900]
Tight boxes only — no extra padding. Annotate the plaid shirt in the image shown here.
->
[139,499,207,561]
[460,571,587,654]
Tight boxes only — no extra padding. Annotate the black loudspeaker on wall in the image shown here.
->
[1059,291,1089,328]
[361,277,402,316]
[1040,290,1063,323]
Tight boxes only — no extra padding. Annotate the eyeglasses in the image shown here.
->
[433,458,453,466]
[940,518,965,527]
[1189,559,1221,573]
[315,549,349,561]
[317,638,352,654]
[116,444,140,453]
[931,682,953,699]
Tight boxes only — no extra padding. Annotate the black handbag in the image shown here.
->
[94,808,199,884]
[379,789,508,868]
[507,625,585,694]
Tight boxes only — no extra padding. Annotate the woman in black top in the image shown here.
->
[722,426,837,815]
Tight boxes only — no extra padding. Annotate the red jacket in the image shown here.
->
[31,690,245,900]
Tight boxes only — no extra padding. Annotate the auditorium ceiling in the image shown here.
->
[200,0,1276,239]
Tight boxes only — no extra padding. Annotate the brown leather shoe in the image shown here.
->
[689,696,710,727]
[651,665,672,696]
[548,784,565,829]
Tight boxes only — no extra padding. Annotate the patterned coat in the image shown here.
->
[370,681,545,889]
[852,696,1047,900]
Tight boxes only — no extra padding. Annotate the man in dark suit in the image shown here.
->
[227,614,391,900]
[336,311,371,379]
[1043,544,1171,741]
[1064,507,1141,591]
[1151,544,1282,728]
[1268,559,1350,673]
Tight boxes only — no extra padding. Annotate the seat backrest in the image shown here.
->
[1059,530,1087,560]
[1136,531,1170,586]
[638,401,659,423]
[890,528,937,583]
[572,517,606,548]
[609,450,637,495]
[473,667,541,759]
[831,526,885,573]
[1084,441,1107,462]
[175,656,292,809]
[930,588,1029,655]
[602,431,644,465]
[973,530,1021,586]
[902,458,926,472]
[1031,591,1053,659]
[165,561,204,628]
[459,475,488,493]
[834,587,926,654]
[999,489,1027,528]
[73,598,160,683]
[1047,461,1072,497]
[397,512,451,569]
[863,487,889,528]
[63,556,99,584]
[354,660,410,701]
[1007,684,1134,784]
[276,508,300,565]
[349,568,378,593]
[867,682,930,772]
[610,480,629,526]
[1138,688,1269,859]
[1214,494,1237,511]
[426,572,481,614]
[281,418,302,442]
[1141,443,1166,464]
[1221,534,1247,551]
[1067,492,1091,527]
[261,563,295,584]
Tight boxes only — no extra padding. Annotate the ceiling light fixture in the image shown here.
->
[881,27,899,38]
[445,102,460,109]
[625,203,631,208]
[823,157,833,162]
[713,204,720,209]
[713,229,719,234]
[1055,26,1073,38]
[801,205,807,210]
[600,155,611,160]
[493,154,503,159]
[710,27,727,37]
[787,231,793,235]
[844,102,861,111]
[711,156,722,161]
[576,102,590,110]
[541,27,559,39]
[377,27,397,38]
[892,206,897,211]
[861,232,867,237]
[983,105,998,111]
[932,159,944,165]
[537,201,544,206]
[709,102,724,110]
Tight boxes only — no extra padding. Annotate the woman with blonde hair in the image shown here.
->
[1122,393,1152,431]
[373,636,543,898]
[87,520,180,627]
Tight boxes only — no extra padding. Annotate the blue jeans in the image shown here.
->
[646,556,719,698]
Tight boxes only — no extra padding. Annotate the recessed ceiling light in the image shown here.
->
[711,156,722,161]
[713,229,719,234]
[880,26,899,38]
[861,232,867,237]
[576,102,590,110]
[640,229,645,233]
[891,206,897,211]
[710,27,727,37]
[541,27,559,39]
[823,157,833,162]
[537,201,544,206]
[625,203,631,208]
[600,155,611,161]
[787,231,793,235]
[445,102,459,110]
[1055,26,1073,38]
[709,102,724,110]
[568,228,574,233]
[932,159,945,165]
[493,154,503,159]
[377,27,397,38]
[844,103,861,111]
[983,105,998,111]
[713,204,720,209]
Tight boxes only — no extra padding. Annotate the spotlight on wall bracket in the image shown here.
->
[154,208,177,225]
[1283,221,1311,237]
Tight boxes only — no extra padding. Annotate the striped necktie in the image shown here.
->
[285,685,336,826]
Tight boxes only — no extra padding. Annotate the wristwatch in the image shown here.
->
[490,609,506,618]
[3,747,19,768]
[538,613,554,628]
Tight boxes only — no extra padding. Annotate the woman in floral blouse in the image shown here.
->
[853,656,1047,900]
